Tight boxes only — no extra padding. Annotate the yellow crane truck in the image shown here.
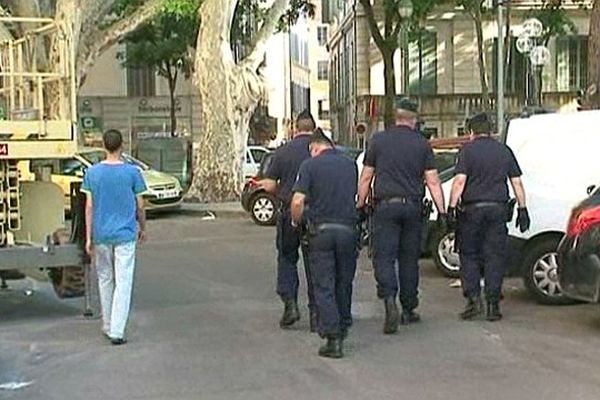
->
[0,16,88,302]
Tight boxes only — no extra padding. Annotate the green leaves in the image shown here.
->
[118,0,199,79]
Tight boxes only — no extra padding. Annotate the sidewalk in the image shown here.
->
[180,201,247,218]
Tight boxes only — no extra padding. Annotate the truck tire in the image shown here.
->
[522,236,577,305]
[49,228,85,299]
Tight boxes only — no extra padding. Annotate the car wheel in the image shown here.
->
[250,193,277,226]
[523,237,577,305]
[432,231,461,278]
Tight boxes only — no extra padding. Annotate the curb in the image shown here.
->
[179,205,248,219]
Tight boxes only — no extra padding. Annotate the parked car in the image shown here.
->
[430,110,600,304]
[22,148,184,212]
[558,185,600,303]
[244,146,270,180]
[241,146,362,226]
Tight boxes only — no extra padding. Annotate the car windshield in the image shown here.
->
[80,150,149,170]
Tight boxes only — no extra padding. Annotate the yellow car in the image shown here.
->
[23,148,184,212]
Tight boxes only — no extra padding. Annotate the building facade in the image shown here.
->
[327,0,592,146]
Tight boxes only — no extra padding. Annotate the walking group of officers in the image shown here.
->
[259,99,532,359]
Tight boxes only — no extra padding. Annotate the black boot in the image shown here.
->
[486,301,502,322]
[383,297,400,334]
[400,310,421,325]
[318,337,343,359]
[280,300,300,328]
[460,297,483,320]
[309,309,318,333]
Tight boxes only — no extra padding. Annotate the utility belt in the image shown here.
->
[374,196,432,220]
[460,199,517,222]
[375,196,421,206]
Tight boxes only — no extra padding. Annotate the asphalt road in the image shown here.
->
[1,213,600,400]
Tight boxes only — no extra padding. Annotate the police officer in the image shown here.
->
[448,112,530,321]
[290,129,358,358]
[260,110,317,330]
[357,98,447,335]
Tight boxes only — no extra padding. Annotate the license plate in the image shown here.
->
[157,190,178,199]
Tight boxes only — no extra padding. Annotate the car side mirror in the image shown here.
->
[587,185,596,195]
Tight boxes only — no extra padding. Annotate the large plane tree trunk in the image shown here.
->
[187,0,288,202]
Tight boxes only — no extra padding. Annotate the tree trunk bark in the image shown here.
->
[588,0,600,109]
[382,46,397,128]
[473,10,491,111]
[187,0,267,202]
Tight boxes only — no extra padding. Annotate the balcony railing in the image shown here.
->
[355,92,579,122]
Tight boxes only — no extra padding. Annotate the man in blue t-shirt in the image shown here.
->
[82,129,147,345]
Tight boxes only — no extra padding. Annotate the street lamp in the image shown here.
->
[516,18,549,108]
[398,0,413,96]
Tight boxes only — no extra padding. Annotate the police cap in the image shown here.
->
[466,112,493,134]
[395,97,419,114]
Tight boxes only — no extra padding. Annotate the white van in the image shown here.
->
[432,110,600,304]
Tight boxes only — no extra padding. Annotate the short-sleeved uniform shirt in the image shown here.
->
[454,136,522,203]
[82,162,147,245]
[293,148,358,225]
[363,125,436,200]
[265,134,311,206]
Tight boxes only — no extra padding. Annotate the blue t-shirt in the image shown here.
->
[82,162,147,245]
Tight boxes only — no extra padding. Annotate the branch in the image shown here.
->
[359,0,386,50]
[76,0,163,88]
[241,0,290,70]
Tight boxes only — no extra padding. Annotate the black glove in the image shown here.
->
[357,207,368,223]
[447,207,458,232]
[516,207,531,233]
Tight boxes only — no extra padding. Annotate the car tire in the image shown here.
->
[522,236,577,305]
[432,230,461,279]
[250,193,278,226]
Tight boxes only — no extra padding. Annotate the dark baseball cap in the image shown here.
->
[466,112,493,134]
[395,97,419,114]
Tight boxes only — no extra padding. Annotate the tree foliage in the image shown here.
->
[118,0,199,134]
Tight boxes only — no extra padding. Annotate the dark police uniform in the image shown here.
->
[265,132,315,324]
[454,132,522,307]
[364,124,435,317]
[293,147,358,354]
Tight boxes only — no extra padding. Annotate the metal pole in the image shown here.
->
[497,1,505,142]
[403,25,410,96]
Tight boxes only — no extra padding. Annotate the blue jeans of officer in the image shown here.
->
[276,210,315,310]
[372,200,423,311]
[458,204,508,301]
[308,225,357,337]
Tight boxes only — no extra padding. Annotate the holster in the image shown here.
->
[422,199,433,220]
[506,198,517,222]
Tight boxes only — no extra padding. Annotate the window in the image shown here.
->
[408,31,437,95]
[60,159,83,176]
[556,36,588,92]
[127,66,156,97]
[317,26,329,46]
[318,99,330,120]
[290,32,309,67]
[317,61,329,80]
[291,83,310,115]
[250,148,267,164]
[492,38,528,95]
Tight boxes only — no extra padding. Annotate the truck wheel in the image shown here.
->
[523,236,577,305]
[432,231,461,278]
[49,229,85,299]
[250,193,278,226]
